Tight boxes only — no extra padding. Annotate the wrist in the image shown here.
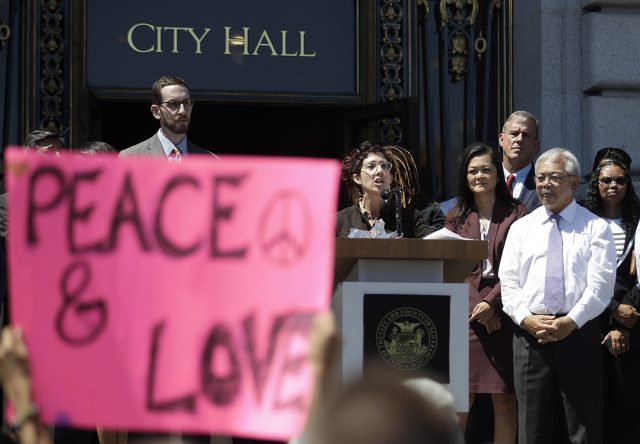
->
[5,403,40,436]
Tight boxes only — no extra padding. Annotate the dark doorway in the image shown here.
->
[97,101,348,159]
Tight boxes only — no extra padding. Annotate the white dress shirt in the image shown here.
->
[157,129,189,157]
[499,200,616,328]
[502,163,532,199]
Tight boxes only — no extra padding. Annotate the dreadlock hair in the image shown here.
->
[583,152,640,242]
[447,143,519,230]
[383,145,421,208]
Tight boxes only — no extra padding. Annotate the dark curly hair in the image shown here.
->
[341,142,387,204]
[447,143,519,229]
[583,153,640,241]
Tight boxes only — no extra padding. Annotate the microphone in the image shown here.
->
[381,187,403,201]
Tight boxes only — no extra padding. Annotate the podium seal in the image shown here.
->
[375,306,438,370]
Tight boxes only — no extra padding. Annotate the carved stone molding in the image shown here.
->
[381,116,403,144]
[0,21,10,48]
[439,0,478,26]
[39,0,65,132]
[379,0,404,144]
[449,31,468,81]
[380,0,403,102]
[439,0,481,82]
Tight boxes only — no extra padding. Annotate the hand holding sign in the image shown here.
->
[5,149,339,440]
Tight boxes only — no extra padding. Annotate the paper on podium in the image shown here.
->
[423,227,473,240]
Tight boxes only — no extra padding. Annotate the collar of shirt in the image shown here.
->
[502,163,532,198]
[541,199,578,227]
[157,129,189,157]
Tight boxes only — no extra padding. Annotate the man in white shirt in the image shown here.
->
[499,148,616,444]
[499,111,541,211]
[119,75,217,159]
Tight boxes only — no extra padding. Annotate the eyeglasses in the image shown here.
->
[599,176,627,186]
[361,161,393,173]
[160,99,194,112]
[534,174,574,185]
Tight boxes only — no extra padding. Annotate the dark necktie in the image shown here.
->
[168,146,183,163]
[506,174,515,195]
[544,214,564,314]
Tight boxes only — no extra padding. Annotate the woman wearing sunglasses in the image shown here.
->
[582,147,640,443]
[336,142,444,238]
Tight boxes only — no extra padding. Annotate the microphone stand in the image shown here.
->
[382,187,403,238]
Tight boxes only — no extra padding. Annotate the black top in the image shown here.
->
[335,203,445,238]
[600,229,640,345]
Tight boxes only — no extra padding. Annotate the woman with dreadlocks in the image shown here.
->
[445,143,527,444]
[336,142,444,238]
[582,147,640,443]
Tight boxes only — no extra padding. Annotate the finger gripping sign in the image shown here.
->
[5,148,340,440]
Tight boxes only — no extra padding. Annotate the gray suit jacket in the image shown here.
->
[119,134,218,158]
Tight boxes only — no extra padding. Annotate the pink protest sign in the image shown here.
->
[5,147,340,440]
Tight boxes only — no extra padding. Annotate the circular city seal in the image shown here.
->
[375,306,437,370]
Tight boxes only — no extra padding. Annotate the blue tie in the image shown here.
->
[544,214,565,314]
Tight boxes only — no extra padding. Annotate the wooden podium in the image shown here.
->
[332,238,487,412]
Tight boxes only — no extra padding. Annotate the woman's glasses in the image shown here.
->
[361,161,393,173]
[598,176,627,186]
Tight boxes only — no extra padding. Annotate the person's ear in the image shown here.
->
[151,104,161,120]
[352,173,361,185]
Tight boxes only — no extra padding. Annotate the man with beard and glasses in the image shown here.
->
[119,75,218,159]
[119,77,219,444]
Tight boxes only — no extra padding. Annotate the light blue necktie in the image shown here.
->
[544,214,565,314]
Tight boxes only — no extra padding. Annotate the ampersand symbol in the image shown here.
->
[55,261,108,346]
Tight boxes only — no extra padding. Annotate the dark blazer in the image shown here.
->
[119,134,218,158]
[605,228,640,342]
[446,199,529,308]
[517,166,540,212]
[336,203,444,238]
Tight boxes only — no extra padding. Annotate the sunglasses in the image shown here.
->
[598,176,627,186]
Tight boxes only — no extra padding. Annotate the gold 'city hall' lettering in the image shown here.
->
[126,23,316,57]
[223,27,316,57]
[127,23,211,54]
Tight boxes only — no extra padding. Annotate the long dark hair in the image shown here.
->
[448,143,518,227]
[583,156,640,241]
